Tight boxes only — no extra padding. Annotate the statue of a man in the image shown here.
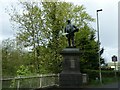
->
[65,20,78,47]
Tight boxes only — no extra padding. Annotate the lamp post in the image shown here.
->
[97,9,102,84]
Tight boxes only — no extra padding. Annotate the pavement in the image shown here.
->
[35,82,120,90]
[84,81,120,90]
[99,82,119,88]
[90,82,120,88]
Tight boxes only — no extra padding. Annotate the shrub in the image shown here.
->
[83,69,119,81]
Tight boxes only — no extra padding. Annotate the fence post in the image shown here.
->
[39,74,42,88]
[53,74,55,85]
[57,74,59,86]
[17,76,20,90]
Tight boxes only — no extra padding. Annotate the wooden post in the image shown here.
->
[39,74,42,88]
[17,77,20,90]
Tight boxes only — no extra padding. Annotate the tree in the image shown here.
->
[75,24,99,71]
[8,1,100,74]
[2,38,22,76]
[2,38,34,77]
[8,2,47,73]
[40,2,97,73]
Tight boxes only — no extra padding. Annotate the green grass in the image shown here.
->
[85,76,119,88]
[102,77,118,84]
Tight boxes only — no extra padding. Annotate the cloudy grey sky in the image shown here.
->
[0,0,119,62]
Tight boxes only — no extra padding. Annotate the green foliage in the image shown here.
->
[2,38,35,77]
[75,25,99,70]
[10,65,31,88]
[16,65,31,76]
[2,39,22,77]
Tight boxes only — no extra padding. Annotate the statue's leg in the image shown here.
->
[68,37,71,47]
[71,36,75,47]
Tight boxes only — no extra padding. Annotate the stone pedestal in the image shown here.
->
[59,48,82,88]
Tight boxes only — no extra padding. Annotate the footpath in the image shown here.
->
[88,82,120,88]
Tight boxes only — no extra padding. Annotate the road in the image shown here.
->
[99,82,120,88]
[87,82,120,88]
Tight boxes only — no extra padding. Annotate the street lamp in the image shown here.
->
[96,9,102,84]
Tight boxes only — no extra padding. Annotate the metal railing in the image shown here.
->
[2,74,59,89]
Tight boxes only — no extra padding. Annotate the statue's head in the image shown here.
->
[67,20,71,24]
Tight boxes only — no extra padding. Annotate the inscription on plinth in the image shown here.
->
[70,59,75,68]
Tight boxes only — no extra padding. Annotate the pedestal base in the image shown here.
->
[59,72,82,88]
[59,48,82,88]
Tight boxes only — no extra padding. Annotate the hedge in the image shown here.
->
[83,69,120,81]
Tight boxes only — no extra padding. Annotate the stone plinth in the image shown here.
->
[59,48,82,88]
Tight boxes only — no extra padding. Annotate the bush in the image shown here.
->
[83,69,120,81]
[83,69,99,81]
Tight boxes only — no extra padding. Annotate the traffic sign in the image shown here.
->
[112,55,117,62]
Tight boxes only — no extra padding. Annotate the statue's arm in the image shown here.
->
[73,25,79,32]
[73,25,77,29]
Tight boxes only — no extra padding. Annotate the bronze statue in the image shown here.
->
[65,20,79,47]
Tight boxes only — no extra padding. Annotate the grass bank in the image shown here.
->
[84,76,119,88]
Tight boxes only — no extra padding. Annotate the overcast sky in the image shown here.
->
[0,0,119,63]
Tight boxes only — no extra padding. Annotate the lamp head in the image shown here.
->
[97,9,102,12]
